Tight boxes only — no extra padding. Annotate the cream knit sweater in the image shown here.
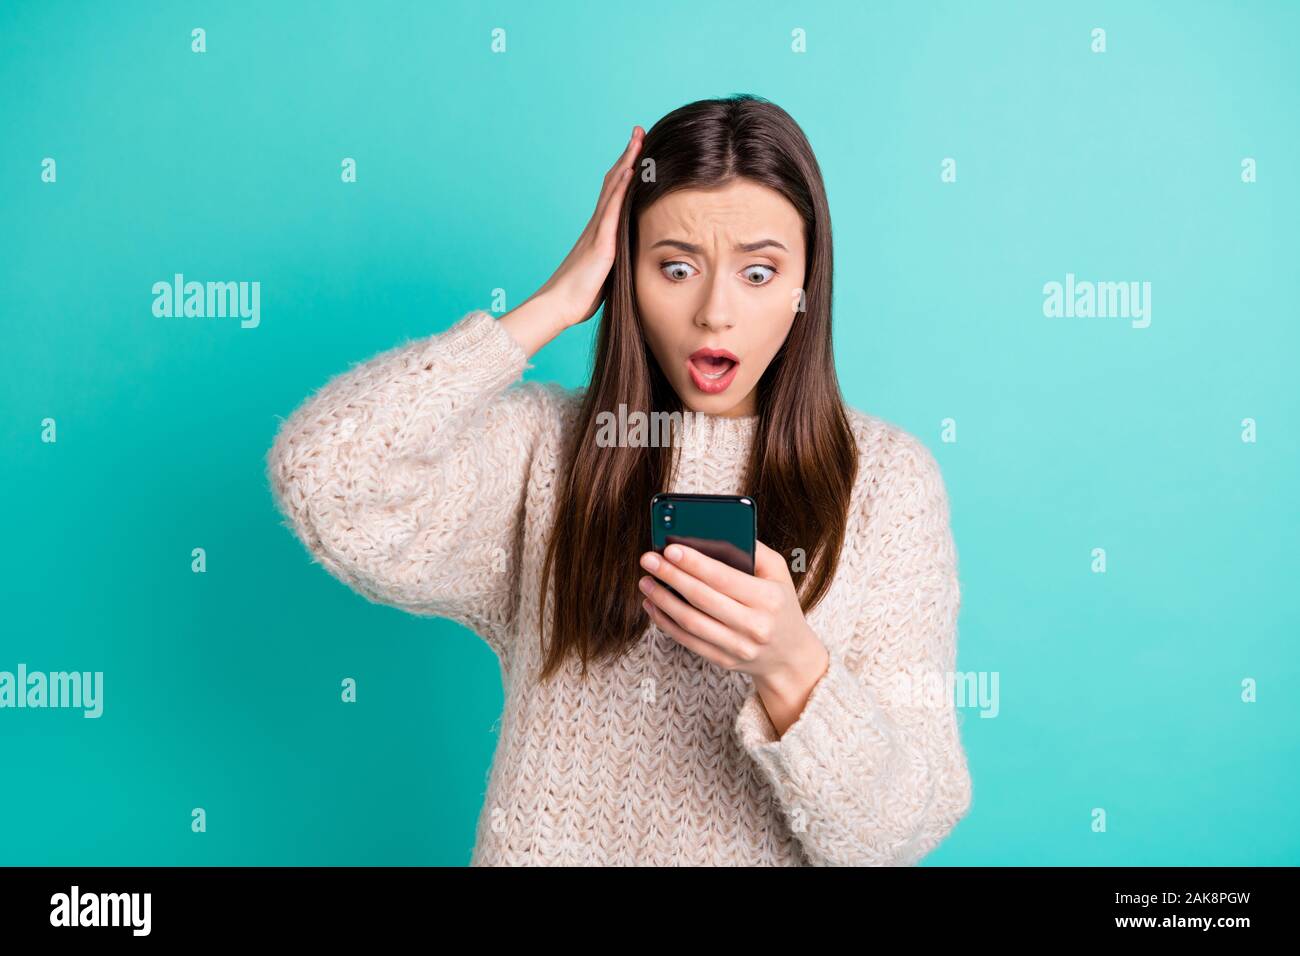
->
[266,309,973,866]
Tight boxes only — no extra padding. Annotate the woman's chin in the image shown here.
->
[678,395,751,419]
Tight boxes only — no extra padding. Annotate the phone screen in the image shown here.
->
[649,494,757,601]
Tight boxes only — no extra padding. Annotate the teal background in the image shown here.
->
[2,0,1297,865]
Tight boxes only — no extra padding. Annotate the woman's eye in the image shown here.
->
[661,261,697,282]
[660,262,776,285]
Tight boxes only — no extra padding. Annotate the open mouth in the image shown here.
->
[687,350,740,394]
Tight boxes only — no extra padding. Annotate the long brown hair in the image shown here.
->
[536,94,858,681]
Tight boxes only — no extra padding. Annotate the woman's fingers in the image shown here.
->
[639,576,753,663]
[604,125,642,189]
[536,125,642,328]
[639,552,757,636]
[643,600,738,671]
[579,126,641,282]
[591,126,642,228]
[660,544,773,611]
[593,164,634,253]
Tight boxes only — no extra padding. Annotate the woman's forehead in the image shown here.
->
[637,182,803,248]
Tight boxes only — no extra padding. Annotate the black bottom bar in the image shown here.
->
[0,865,1287,941]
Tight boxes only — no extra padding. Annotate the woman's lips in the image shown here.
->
[687,354,740,394]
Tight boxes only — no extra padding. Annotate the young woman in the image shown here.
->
[267,94,973,866]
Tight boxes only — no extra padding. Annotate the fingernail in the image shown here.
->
[638,577,653,594]
[642,599,651,613]
[665,545,683,562]
[641,552,660,571]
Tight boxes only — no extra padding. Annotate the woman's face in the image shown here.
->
[635,178,806,418]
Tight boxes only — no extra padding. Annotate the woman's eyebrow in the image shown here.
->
[649,238,788,253]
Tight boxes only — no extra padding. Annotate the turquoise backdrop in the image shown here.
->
[2,0,1297,865]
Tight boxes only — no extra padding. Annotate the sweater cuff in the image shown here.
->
[415,309,532,393]
[735,646,876,764]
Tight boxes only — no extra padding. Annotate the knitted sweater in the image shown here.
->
[266,309,973,866]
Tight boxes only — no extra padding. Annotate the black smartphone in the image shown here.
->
[649,493,757,601]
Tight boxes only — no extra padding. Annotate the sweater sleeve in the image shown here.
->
[265,309,559,662]
[732,428,973,866]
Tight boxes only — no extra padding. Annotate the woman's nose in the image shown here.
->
[695,275,735,330]
[696,313,732,331]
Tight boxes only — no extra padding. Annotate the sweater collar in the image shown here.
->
[672,408,760,458]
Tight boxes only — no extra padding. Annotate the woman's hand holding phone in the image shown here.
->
[637,540,831,737]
